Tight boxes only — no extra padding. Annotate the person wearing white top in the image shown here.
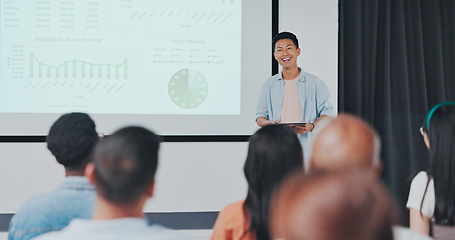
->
[406,171,435,219]
[33,126,192,240]
[407,102,455,239]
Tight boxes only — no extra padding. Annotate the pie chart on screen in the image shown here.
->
[168,68,208,109]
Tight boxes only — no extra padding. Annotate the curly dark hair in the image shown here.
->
[47,112,98,171]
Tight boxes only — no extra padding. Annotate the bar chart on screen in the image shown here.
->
[29,52,128,80]
[0,0,241,115]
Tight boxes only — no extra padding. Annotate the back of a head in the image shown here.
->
[425,103,455,225]
[93,126,160,205]
[310,114,381,173]
[270,169,397,240]
[47,112,98,171]
[426,103,455,166]
[244,124,304,240]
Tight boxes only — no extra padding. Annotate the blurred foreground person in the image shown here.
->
[34,126,192,240]
[311,113,433,240]
[310,113,381,175]
[270,169,396,240]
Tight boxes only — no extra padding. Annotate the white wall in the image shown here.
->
[145,142,248,212]
[0,143,62,213]
[279,0,339,113]
[0,142,248,213]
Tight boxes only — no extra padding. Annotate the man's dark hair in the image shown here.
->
[93,126,160,205]
[272,32,299,52]
[47,112,98,171]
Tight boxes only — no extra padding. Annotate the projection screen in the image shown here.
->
[0,0,337,136]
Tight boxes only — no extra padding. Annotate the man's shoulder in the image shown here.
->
[10,185,95,238]
[260,73,281,90]
[15,181,95,216]
[146,224,195,240]
[33,219,194,240]
[13,190,64,218]
[302,71,323,83]
[263,73,281,83]
[8,192,69,240]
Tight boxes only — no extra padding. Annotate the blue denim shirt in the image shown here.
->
[256,69,334,162]
[8,176,96,240]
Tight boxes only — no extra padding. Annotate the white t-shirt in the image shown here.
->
[406,171,435,218]
[32,217,193,240]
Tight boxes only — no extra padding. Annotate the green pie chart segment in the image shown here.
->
[168,68,208,109]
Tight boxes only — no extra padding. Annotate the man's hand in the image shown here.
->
[257,117,280,127]
[269,120,280,125]
[293,123,314,135]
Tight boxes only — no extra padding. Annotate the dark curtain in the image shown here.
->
[339,0,455,225]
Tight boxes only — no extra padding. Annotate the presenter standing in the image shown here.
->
[256,32,334,164]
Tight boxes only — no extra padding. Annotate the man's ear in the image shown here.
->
[273,51,278,61]
[145,179,155,198]
[85,162,96,184]
[373,161,383,179]
[296,48,301,56]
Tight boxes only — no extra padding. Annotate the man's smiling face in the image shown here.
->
[273,39,301,69]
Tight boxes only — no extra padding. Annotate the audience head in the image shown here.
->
[272,31,299,52]
[88,126,160,206]
[270,169,397,240]
[310,114,381,176]
[47,112,98,173]
[422,102,455,225]
[422,102,455,152]
[244,124,304,240]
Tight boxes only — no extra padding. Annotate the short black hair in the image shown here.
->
[272,32,299,52]
[93,126,160,205]
[47,112,98,171]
